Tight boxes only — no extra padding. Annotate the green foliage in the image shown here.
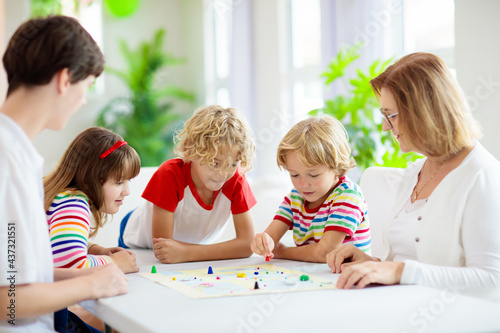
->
[97,29,195,166]
[310,44,421,171]
[31,0,85,17]
[31,0,62,16]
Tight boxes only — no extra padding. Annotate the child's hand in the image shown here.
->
[251,233,275,258]
[88,264,129,299]
[152,238,188,264]
[110,250,139,274]
[326,244,377,273]
[107,246,127,254]
[93,246,127,256]
[105,246,135,256]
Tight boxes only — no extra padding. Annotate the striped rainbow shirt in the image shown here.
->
[46,190,112,268]
[274,176,371,253]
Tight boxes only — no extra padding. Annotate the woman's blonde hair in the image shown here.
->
[174,105,255,172]
[44,127,141,237]
[277,116,356,176]
[370,52,481,157]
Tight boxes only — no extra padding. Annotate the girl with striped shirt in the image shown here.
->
[251,116,371,262]
[44,127,140,273]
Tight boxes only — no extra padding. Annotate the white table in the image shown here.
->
[81,250,500,333]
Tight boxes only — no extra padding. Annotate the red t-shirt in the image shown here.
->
[124,158,256,246]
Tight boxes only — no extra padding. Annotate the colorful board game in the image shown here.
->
[139,264,337,299]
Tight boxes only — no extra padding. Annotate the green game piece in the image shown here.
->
[151,265,157,274]
[300,274,309,281]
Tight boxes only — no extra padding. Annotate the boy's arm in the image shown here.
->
[273,230,347,263]
[251,220,290,258]
[153,211,256,263]
[263,220,290,245]
[151,204,175,239]
[0,264,127,320]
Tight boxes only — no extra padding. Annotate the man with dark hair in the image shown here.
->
[0,16,127,332]
[3,15,105,96]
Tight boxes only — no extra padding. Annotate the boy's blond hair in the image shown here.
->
[277,116,356,176]
[175,105,255,171]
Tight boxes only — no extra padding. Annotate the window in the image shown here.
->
[288,0,324,120]
[203,0,233,107]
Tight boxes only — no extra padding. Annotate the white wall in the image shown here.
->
[0,0,30,100]
[455,0,500,160]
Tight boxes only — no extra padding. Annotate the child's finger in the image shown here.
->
[261,236,274,256]
[252,234,266,255]
[264,236,274,256]
[255,236,267,255]
[339,261,357,271]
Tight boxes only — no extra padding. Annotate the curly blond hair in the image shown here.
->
[277,116,356,177]
[174,105,255,172]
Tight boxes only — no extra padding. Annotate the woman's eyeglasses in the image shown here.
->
[380,109,398,129]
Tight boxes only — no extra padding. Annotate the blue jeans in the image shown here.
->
[54,308,102,333]
[117,209,135,248]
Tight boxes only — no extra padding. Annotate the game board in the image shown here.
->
[139,264,336,299]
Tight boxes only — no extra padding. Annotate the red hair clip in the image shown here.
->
[100,140,127,159]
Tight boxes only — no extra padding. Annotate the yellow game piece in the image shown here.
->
[237,273,246,278]
[172,277,176,281]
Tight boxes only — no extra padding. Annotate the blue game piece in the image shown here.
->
[208,266,214,274]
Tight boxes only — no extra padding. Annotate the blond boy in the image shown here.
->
[251,116,371,262]
[120,105,257,263]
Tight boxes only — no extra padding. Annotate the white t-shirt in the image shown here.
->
[123,158,256,248]
[0,113,55,332]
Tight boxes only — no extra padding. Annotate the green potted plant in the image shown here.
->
[97,29,195,166]
[309,44,421,171]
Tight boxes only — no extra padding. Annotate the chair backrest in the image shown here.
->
[359,166,404,258]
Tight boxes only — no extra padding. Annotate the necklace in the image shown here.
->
[411,147,469,201]
[411,161,445,201]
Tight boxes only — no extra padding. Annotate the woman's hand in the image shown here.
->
[152,238,189,264]
[109,250,139,273]
[250,232,275,259]
[335,261,405,289]
[326,244,378,273]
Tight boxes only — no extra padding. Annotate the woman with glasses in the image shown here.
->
[326,52,500,300]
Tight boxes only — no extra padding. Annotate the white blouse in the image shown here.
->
[381,143,500,301]
[388,198,427,262]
